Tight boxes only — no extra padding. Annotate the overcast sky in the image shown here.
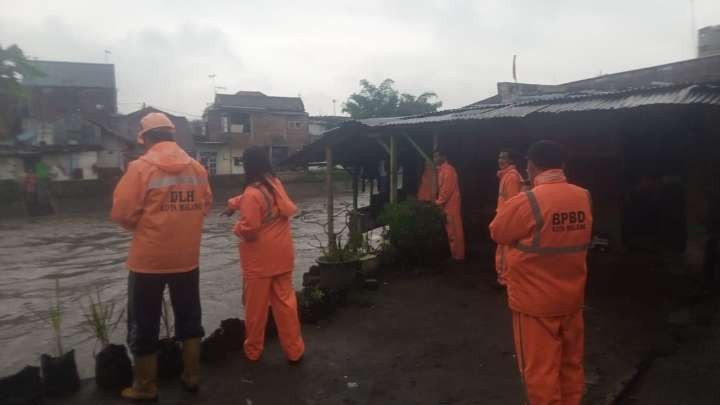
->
[2,0,719,118]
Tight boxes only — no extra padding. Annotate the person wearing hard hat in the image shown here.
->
[111,112,213,402]
[222,146,305,363]
[494,149,524,286]
[434,148,465,261]
[490,140,592,405]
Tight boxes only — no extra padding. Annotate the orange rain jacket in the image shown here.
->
[489,169,592,316]
[495,165,524,283]
[417,163,435,202]
[111,141,212,273]
[229,176,298,280]
[436,162,465,260]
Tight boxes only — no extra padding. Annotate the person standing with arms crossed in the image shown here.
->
[111,112,213,401]
[490,140,592,405]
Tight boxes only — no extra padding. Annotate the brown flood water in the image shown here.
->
[0,182,367,378]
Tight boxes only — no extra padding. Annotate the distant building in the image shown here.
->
[110,106,196,161]
[21,60,117,121]
[199,91,309,175]
[308,116,351,143]
[0,60,124,181]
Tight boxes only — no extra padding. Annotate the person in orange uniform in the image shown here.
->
[417,160,435,202]
[223,146,305,363]
[111,113,213,401]
[435,150,465,261]
[495,149,524,285]
[490,140,592,405]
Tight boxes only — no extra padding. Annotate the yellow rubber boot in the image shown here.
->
[181,338,201,393]
[121,354,158,402]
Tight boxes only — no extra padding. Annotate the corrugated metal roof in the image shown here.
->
[371,83,720,127]
[23,60,116,89]
[283,83,720,165]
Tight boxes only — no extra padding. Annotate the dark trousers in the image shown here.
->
[127,268,204,356]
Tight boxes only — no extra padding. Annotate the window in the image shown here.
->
[199,152,217,175]
[288,121,303,130]
[227,113,251,133]
[233,157,243,167]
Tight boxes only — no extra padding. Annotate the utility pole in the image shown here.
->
[332,99,337,116]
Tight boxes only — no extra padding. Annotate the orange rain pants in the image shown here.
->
[513,310,584,405]
[230,176,304,361]
[436,162,465,260]
[243,272,305,361]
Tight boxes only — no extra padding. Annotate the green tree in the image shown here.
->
[342,79,442,119]
[0,44,42,98]
[0,44,43,139]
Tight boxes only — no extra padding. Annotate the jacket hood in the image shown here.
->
[267,176,298,218]
[140,142,193,174]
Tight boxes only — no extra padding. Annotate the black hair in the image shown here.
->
[499,148,520,164]
[243,146,276,195]
[527,140,566,170]
[144,129,174,144]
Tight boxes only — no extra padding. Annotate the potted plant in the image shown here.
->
[0,365,43,405]
[313,232,361,290]
[357,231,381,275]
[157,293,183,380]
[39,279,80,397]
[296,286,330,324]
[297,202,361,291]
[81,287,131,392]
[200,328,228,364]
[219,318,245,351]
[379,201,449,268]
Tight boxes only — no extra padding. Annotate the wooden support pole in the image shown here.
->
[432,132,439,200]
[352,169,359,210]
[325,146,335,251]
[402,133,432,164]
[390,135,398,204]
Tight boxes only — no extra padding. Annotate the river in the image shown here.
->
[0,182,367,378]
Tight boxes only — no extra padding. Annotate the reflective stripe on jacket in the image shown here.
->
[489,169,593,316]
[111,141,212,273]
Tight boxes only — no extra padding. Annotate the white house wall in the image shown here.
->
[0,157,25,181]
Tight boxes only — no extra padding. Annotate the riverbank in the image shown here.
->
[45,251,706,404]
[0,170,351,219]
[0,183,363,379]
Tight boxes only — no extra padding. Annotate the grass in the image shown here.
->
[48,279,64,356]
[81,287,124,348]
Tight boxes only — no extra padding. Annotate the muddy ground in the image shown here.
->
[46,248,717,405]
